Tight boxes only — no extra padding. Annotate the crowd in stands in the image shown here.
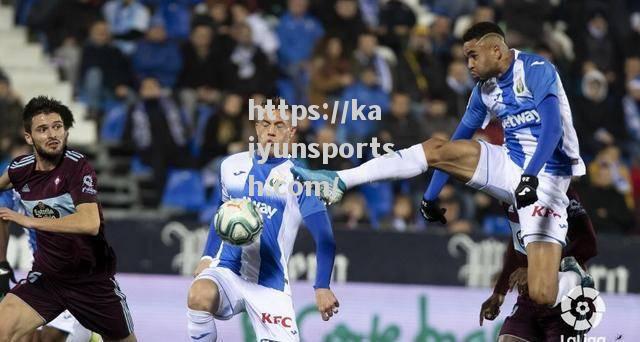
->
[2,0,640,236]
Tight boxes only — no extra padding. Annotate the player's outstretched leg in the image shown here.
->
[187,279,220,342]
[0,293,46,342]
[291,138,481,203]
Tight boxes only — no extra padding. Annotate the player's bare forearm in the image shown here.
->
[1,203,100,236]
[0,220,8,262]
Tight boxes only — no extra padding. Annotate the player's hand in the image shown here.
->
[193,258,212,277]
[420,199,447,224]
[479,293,504,326]
[0,208,32,228]
[315,288,339,321]
[509,267,529,295]
[515,175,538,209]
[0,261,16,301]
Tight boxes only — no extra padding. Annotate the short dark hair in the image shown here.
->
[462,22,505,42]
[23,96,75,132]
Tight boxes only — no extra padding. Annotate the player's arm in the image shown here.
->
[563,189,598,265]
[0,203,101,235]
[515,61,563,208]
[298,191,339,321]
[422,85,487,223]
[0,171,12,191]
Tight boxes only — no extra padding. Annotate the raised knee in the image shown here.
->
[187,280,219,313]
[422,138,448,166]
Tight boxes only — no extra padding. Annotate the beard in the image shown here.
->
[33,138,66,163]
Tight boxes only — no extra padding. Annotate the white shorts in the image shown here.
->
[47,310,92,341]
[467,141,571,247]
[195,267,300,341]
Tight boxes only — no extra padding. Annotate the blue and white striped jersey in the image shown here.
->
[204,152,327,295]
[0,189,36,251]
[462,49,585,176]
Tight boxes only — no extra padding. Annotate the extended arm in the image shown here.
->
[303,211,336,289]
[0,203,100,236]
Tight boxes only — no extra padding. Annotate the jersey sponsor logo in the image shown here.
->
[243,197,278,219]
[32,202,61,218]
[82,175,97,195]
[501,110,541,129]
[531,205,561,218]
[261,312,292,328]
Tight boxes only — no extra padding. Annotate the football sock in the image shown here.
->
[337,143,428,188]
[188,309,217,342]
[553,271,581,307]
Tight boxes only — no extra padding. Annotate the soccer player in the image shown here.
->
[186,102,339,342]
[292,21,587,307]
[479,187,597,341]
[0,96,136,341]
[0,190,93,342]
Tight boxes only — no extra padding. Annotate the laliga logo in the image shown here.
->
[560,285,606,331]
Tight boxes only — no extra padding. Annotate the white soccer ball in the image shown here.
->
[214,198,264,246]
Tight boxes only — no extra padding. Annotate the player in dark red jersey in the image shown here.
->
[479,187,597,341]
[0,96,136,341]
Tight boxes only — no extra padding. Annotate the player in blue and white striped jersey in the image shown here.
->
[186,102,338,342]
[291,22,589,312]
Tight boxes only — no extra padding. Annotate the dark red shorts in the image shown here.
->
[10,271,134,340]
[500,295,580,342]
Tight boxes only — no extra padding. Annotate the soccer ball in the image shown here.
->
[214,198,264,246]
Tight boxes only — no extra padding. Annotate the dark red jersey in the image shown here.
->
[8,149,116,280]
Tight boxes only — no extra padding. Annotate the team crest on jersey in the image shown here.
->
[32,202,60,218]
[515,77,524,94]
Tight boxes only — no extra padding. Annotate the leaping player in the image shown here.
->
[292,21,590,309]
[186,101,339,341]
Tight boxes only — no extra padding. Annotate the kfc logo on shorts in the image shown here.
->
[531,206,561,218]
[261,313,293,328]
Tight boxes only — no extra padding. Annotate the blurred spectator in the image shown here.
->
[573,68,626,156]
[575,10,620,83]
[443,60,473,118]
[352,31,393,94]
[132,22,182,88]
[426,0,476,19]
[379,92,422,149]
[199,93,246,166]
[0,138,31,173]
[336,68,389,147]
[429,184,473,234]
[307,37,353,111]
[222,22,276,96]
[193,0,232,39]
[307,126,354,171]
[429,14,455,66]
[124,78,194,205]
[333,191,371,229]
[381,194,416,232]
[230,2,279,62]
[377,0,416,52]
[419,97,457,139]
[626,12,640,57]
[322,0,366,54]
[176,23,223,121]
[79,20,134,117]
[26,0,102,53]
[579,158,635,234]
[588,146,634,209]
[624,76,640,159]
[150,0,193,41]
[103,0,151,54]
[502,0,552,49]
[0,72,23,155]
[276,0,324,83]
[394,25,446,101]
[453,6,496,39]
